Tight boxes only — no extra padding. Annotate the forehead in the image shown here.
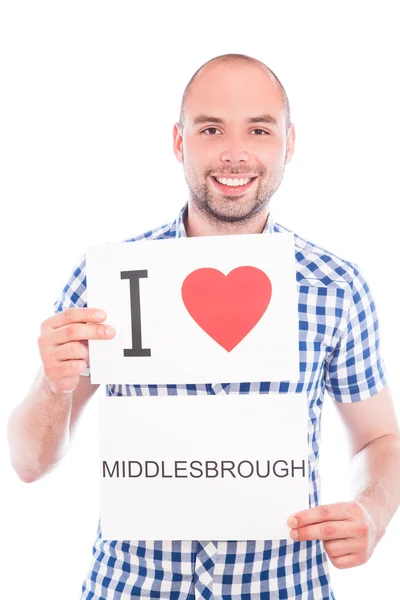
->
[185,62,285,125]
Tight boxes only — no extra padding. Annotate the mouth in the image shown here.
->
[210,175,258,195]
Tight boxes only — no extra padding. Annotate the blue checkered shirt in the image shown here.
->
[54,203,387,599]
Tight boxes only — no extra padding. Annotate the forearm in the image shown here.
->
[351,433,400,541]
[7,368,73,482]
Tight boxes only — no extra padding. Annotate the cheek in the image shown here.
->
[258,143,285,164]
[185,146,216,178]
[184,140,207,163]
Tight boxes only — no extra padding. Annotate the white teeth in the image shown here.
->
[216,177,252,186]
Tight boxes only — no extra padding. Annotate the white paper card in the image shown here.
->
[86,233,299,384]
[98,393,309,540]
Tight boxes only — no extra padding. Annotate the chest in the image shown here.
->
[296,279,350,360]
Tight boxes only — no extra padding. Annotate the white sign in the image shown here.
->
[98,393,309,540]
[86,233,299,384]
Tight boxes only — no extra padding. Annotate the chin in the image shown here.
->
[208,203,259,222]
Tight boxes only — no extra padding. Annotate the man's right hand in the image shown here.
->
[37,308,115,394]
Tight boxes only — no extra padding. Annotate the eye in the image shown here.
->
[251,129,270,135]
[201,128,270,136]
[201,127,222,135]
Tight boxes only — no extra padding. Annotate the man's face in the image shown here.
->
[173,62,295,224]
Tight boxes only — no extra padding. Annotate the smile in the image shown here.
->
[210,175,257,195]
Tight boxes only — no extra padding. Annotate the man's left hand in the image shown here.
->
[287,501,380,569]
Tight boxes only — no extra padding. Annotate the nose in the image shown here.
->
[219,135,250,164]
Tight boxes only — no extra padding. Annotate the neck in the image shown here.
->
[185,202,270,237]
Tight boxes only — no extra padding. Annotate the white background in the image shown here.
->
[1,2,399,599]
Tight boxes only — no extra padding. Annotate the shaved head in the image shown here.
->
[179,53,291,134]
[172,52,296,235]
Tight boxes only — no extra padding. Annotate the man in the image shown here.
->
[7,53,400,599]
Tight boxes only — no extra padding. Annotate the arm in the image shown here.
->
[339,385,400,542]
[287,263,399,568]
[7,367,99,483]
[287,385,400,568]
[7,307,113,483]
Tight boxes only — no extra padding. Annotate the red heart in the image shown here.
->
[181,267,272,352]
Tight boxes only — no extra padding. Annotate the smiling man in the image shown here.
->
[8,53,400,600]
[176,56,293,236]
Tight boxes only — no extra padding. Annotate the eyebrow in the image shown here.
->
[192,114,278,127]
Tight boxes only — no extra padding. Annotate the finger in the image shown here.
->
[50,322,115,346]
[329,553,364,569]
[324,537,364,558]
[51,341,89,362]
[288,502,354,529]
[41,308,107,332]
[290,520,355,542]
[44,359,88,383]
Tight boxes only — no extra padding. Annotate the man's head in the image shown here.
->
[173,54,295,227]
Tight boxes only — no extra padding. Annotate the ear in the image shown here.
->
[285,124,296,165]
[173,123,184,163]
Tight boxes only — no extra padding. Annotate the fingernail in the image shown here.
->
[95,311,106,320]
[291,530,299,540]
[288,517,298,528]
[106,326,116,337]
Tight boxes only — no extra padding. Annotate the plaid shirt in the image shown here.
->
[54,203,387,600]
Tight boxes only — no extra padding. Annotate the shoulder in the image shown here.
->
[53,219,177,312]
[274,221,359,289]
[122,219,178,243]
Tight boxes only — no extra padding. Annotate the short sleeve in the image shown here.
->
[53,254,91,377]
[324,263,388,402]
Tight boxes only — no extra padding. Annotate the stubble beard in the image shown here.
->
[184,164,286,226]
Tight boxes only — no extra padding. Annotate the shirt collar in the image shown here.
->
[174,202,276,238]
